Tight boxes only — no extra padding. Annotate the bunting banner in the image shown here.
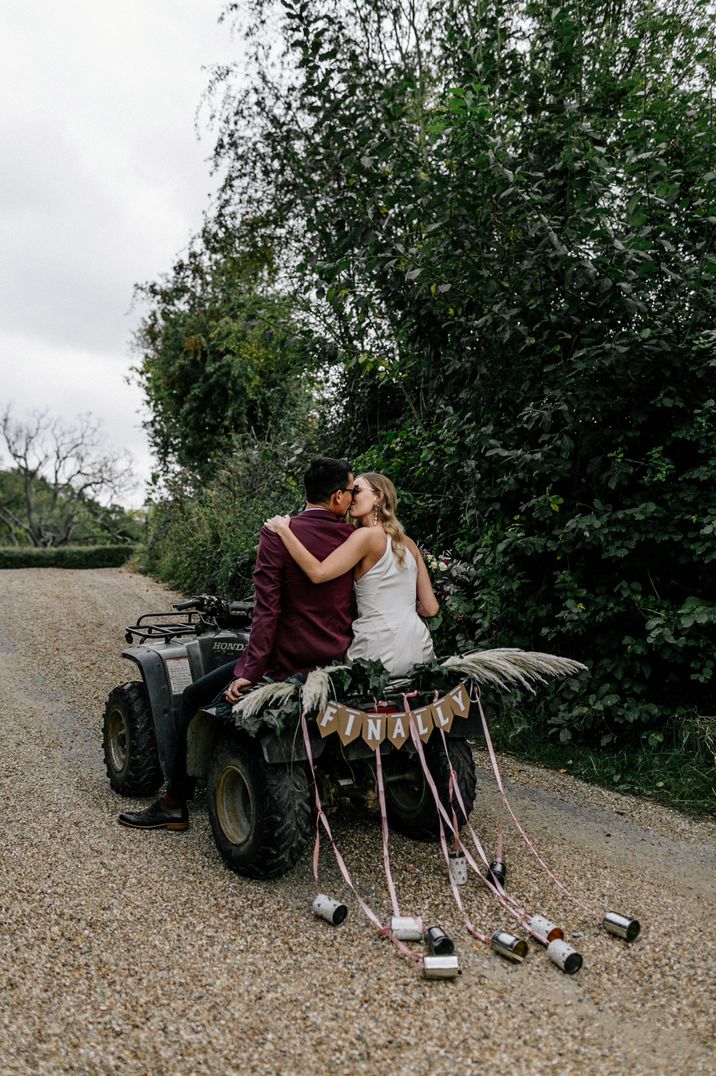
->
[315,682,471,749]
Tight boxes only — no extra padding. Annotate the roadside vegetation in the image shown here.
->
[133,0,715,814]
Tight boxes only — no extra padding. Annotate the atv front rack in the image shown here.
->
[124,611,202,645]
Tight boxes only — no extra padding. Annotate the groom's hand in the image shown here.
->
[225,677,252,703]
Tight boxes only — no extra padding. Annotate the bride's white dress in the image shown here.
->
[346,537,434,676]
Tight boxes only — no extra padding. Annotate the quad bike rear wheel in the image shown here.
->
[384,737,477,840]
[102,682,163,797]
[208,728,312,879]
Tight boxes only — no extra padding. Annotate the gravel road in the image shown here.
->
[0,568,714,1075]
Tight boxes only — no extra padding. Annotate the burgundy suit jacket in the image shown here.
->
[233,509,354,683]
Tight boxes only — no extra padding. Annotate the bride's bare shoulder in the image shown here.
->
[352,526,384,549]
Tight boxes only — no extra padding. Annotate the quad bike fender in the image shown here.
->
[122,646,176,778]
[189,705,328,772]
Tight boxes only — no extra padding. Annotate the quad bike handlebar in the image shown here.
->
[124,594,253,644]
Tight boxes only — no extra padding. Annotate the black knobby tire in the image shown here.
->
[207,728,312,879]
[384,738,477,840]
[102,682,163,797]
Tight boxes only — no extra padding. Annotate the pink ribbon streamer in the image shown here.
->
[472,687,599,921]
[300,714,421,965]
[374,745,402,920]
[403,696,529,934]
[436,727,529,923]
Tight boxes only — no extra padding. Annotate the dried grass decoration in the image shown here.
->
[441,648,586,692]
[311,649,585,748]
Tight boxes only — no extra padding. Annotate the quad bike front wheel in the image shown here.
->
[384,737,477,840]
[102,682,163,797]
[207,728,312,879]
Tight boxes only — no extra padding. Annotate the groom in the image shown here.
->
[118,456,355,831]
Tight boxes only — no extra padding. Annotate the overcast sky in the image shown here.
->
[0,1,239,506]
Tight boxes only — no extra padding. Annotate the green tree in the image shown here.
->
[133,219,323,477]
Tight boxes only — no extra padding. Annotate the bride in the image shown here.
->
[264,472,438,676]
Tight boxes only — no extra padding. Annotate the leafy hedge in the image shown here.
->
[0,545,137,569]
[139,447,307,597]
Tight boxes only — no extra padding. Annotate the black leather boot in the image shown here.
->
[118,798,189,831]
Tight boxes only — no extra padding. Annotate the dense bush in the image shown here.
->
[0,545,137,569]
[139,447,308,596]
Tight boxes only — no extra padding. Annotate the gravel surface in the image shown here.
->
[0,567,714,1075]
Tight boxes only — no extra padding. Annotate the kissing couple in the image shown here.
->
[119,456,439,830]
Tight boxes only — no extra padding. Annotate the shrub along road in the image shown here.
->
[0,568,714,1074]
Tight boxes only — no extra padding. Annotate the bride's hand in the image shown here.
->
[263,514,291,533]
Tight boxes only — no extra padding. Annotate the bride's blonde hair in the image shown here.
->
[360,472,408,569]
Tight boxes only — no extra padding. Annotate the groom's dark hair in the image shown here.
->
[304,456,352,504]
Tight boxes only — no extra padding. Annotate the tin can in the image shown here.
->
[491,931,529,963]
[423,954,460,979]
[529,914,564,945]
[487,859,507,887]
[425,926,455,956]
[547,938,583,975]
[603,911,641,942]
[390,915,424,941]
[311,894,348,926]
[448,851,468,886]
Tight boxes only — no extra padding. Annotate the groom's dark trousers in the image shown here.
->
[167,509,354,799]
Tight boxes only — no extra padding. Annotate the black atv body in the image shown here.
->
[103,595,480,879]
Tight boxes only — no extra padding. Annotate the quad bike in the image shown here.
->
[103,595,480,879]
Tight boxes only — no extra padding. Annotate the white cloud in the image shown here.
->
[0,1,240,506]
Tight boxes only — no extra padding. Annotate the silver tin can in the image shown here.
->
[529,914,564,945]
[491,931,529,963]
[423,954,461,979]
[390,915,424,941]
[448,851,468,886]
[487,859,507,887]
[425,925,455,956]
[603,911,641,942]
[312,893,348,926]
[547,939,583,975]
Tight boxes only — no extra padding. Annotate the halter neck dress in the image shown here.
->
[346,536,434,676]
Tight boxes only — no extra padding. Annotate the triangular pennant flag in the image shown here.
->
[412,704,435,743]
[317,700,344,738]
[448,682,470,718]
[337,706,365,745]
[432,694,455,733]
[386,712,409,749]
[362,712,386,750]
